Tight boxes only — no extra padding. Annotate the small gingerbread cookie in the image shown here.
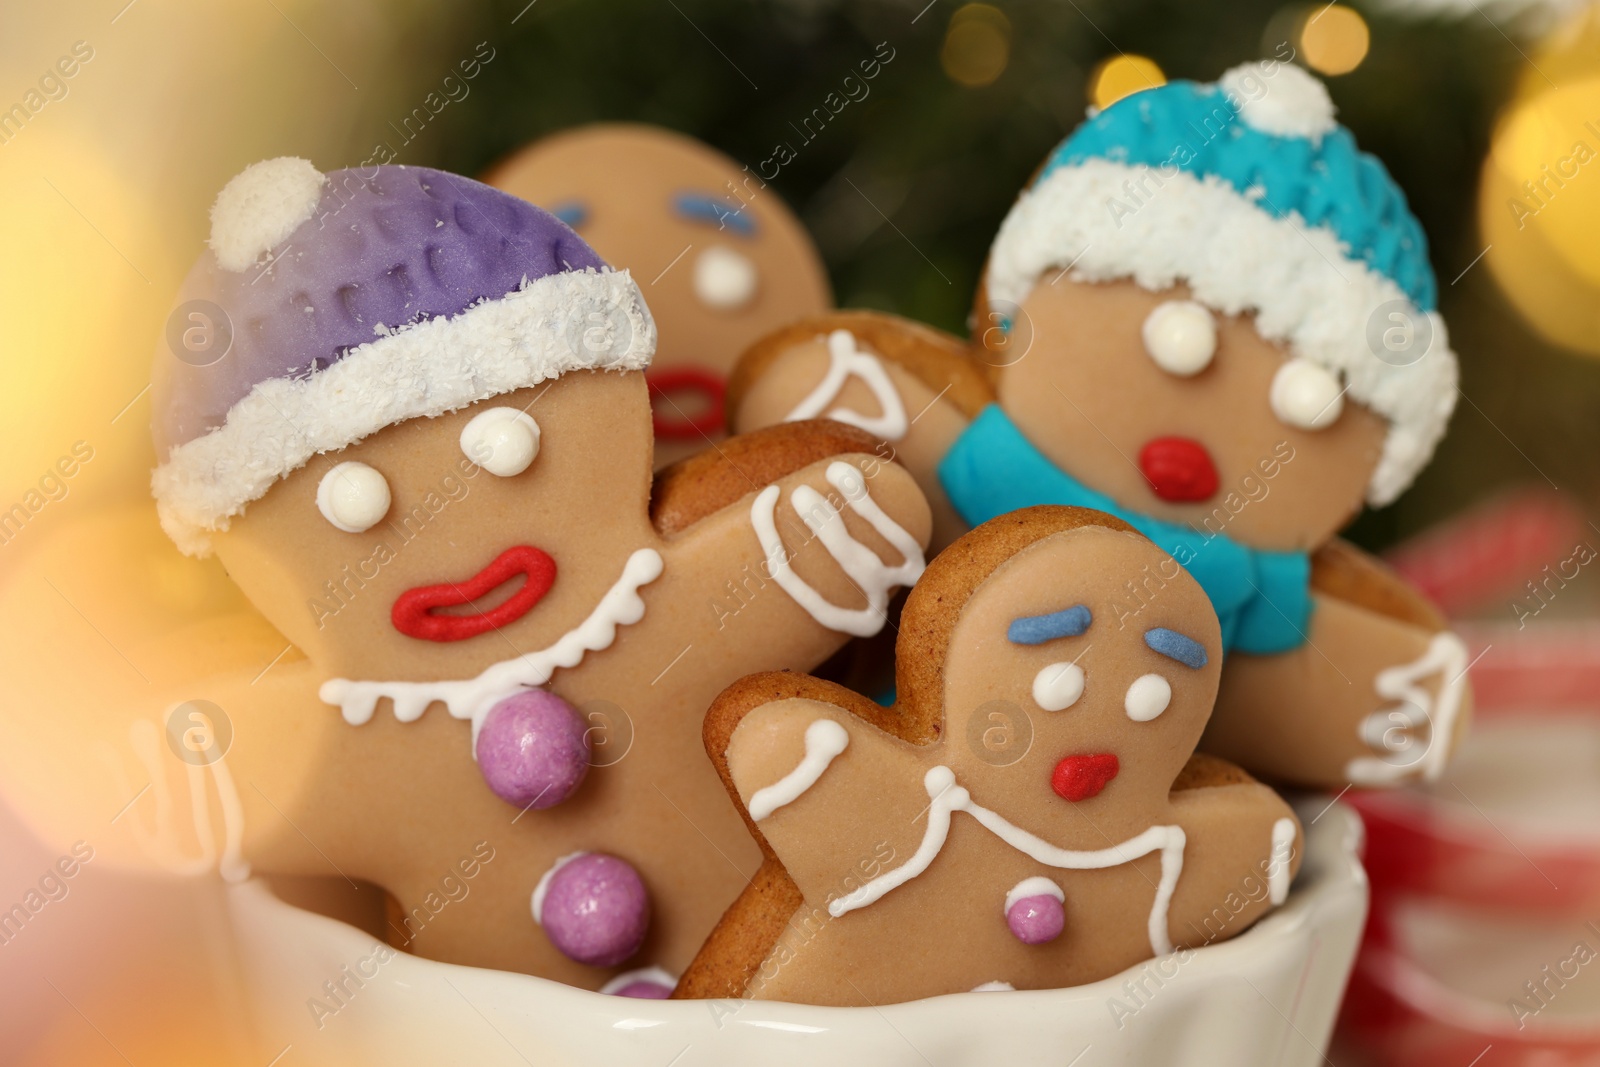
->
[485,124,832,466]
[141,159,932,992]
[677,506,1300,1005]
[728,62,1472,791]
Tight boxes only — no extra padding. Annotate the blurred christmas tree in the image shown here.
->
[431,0,1600,547]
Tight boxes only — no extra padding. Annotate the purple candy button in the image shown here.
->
[475,691,590,809]
[534,852,650,968]
[1006,893,1066,945]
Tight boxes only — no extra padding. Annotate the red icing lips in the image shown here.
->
[647,366,727,440]
[1139,436,1220,503]
[392,545,557,642]
[1051,754,1120,802]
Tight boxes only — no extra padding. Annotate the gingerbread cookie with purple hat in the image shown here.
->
[485,124,833,467]
[676,506,1300,1005]
[728,61,1471,791]
[147,159,930,991]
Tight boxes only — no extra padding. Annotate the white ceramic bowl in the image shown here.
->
[228,798,1367,1067]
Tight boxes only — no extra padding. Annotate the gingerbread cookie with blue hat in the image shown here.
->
[728,61,1471,791]
[485,124,833,467]
[675,506,1301,1005]
[145,159,930,991]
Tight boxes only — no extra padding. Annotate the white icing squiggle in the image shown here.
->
[829,766,1186,956]
[971,980,1015,992]
[749,719,850,821]
[1345,631,1469,787]
[751,461,926,638]
[320,548,665,746]
[783,329,909,441]
[122,719,251,883]
[1267,817,1296,906]
[1004,875,1064,913]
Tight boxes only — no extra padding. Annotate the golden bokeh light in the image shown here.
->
[1478,7,1600,358]
[941,3,1012,88]
[1089,54,1166,110]
[1300,5,1370,76]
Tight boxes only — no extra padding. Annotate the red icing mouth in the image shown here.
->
[1051,754,1120,802]
[648,366,726,440]
[1139,436,1219,503]
[391,545,557,642]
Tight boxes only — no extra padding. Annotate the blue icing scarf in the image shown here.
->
[938,405,1311,656]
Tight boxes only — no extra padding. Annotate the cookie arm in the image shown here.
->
[1205,595,1472,790]
[676,675,932,999]
[1203,538,1471,789]
[647,434,932,695]
[1163,757,1303,951]
[726,312,990,552]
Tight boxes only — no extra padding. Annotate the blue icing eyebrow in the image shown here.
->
[673,192,757,237]
[549,201,587,229]
[1007,605,1092,645]
[1145,627,1208,669]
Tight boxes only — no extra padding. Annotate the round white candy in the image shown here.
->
[1124,673,1172,722]
[316,462,391,533]
[1141,300,1217,377]
[693,245,758,310]
[460,407,541,477]
[1269,358,1344,430]
[1032,662,1085,712]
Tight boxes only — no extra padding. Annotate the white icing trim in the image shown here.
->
[829,765,1186,957]
[984,159,1458,506]
[600,966,678,995]
[1267,817,1296,905]
[748,719,850,821]
[531,851,588,925]
[153,268,656,557]
[320,548,664,747]
[1004,876,1065,914]
[1345,631,1470,786]
[971,980,1015,992]
[782,329,909,441]
[1218,62,1337,143]
[209,157,327,272]
[750,461,926,638]
[125,718,251,883]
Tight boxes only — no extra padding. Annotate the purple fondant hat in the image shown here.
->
[151,158,655,556]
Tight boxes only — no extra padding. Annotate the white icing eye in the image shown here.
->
[460,406,540,477]
[1124,674,1172,722]
[1032,662,1085,712]
[316,461,391,533]
[1141,300,1217,377]
[693,245,758,310]
[1269,358,1344,430]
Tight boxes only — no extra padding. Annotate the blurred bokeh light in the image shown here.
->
[1300,5,1371,75]
[1088,53,1166,110]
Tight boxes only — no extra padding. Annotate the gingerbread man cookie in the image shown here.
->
[485,124,832,466]
[142,160,931,992]
[728,62,1471,791]
[676,506,1300,1005]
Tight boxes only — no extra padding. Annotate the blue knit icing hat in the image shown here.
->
[151,158,656,556]
[985,60,1458,506]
